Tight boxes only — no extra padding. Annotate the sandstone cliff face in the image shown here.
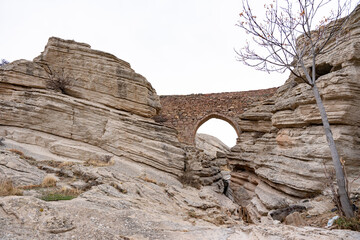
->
[1,19,360,237]
[228,7,360,221]
[0,37,184,178]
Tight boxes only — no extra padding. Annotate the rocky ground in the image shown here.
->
[1,147,359,240]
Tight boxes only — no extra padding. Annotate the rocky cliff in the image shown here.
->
[1,31,360,239]
[0,37,242,239]
[228,6,360,222]
[0,37,184,179]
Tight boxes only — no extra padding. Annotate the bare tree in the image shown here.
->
[236,0,358,218]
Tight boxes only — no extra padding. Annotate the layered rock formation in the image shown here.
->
[228,6,360,222]
[0,38,247,239]
[1,23,360,237]
[0,37,184,179]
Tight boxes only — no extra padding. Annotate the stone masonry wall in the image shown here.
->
[157,88,278,145]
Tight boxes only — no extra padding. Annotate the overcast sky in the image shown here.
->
[0,0,293,147]
[0,0,289,94]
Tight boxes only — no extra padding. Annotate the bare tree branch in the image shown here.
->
[235,0,358,218]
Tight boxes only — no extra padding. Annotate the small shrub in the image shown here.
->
[40,187,81,201]
[335,217,360,231]
[41,175,57,187]
[59,186,82,196]
[58,161,76,168]
[46,69,73,94]
[40,193,76,201]
[0,179,23,196]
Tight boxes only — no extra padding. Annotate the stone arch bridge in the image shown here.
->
[155,88,277,145]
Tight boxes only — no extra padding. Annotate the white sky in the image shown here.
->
[0,0,288,95]
[197,119,238,147]
[0,0,291,147]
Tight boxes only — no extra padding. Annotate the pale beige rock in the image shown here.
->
[0,149,46,186]
[284,212,307,227]
[228,6,360,219]
[255,182,295,210]
[0,89,185,176]
[0,37,187,180]
[0,38,160,118]
[251,196,268,216]
[35,37,161,117]
[195,133,230,158]
[1,190,358,240]
[0,151,242,240]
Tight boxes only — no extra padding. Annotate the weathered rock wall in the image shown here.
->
[228,6,360,221]
[2,37,161,118]
[0,37,184,177]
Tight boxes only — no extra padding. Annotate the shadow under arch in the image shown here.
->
[193,113,241,146]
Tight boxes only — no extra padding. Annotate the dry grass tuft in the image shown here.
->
[8,148,35,161]
[84,157,115,167]
[20,184,42,190]
[9,149,25,157]
[59,186,82,196]
[41,175,57,187]
[220,165,231,171]
[0,179,23,196]
[140,175,157,184]
[58,161,76,168]
[110,182,127,194]
[158,182,167,187]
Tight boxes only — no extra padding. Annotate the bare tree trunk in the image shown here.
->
[312,84,354,218]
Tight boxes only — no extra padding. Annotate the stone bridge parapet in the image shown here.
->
[156,88,277,145]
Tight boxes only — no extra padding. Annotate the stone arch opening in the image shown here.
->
[194,113,240,146]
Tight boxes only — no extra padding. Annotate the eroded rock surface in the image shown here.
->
[0,152,358,240]
[0,37,184,178]
[0,150,46,186]
[228,6,360,222]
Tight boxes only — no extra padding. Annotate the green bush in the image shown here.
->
[40,188,81,201]
[40,193,77,201]
[335,217,360,231]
